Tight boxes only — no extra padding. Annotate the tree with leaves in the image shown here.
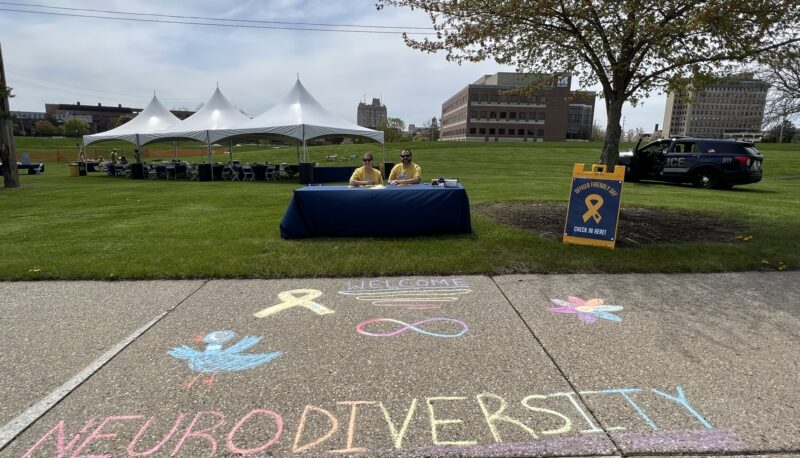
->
[377,117,407,142]
[377,0,800,165]
[33,120,59,137]
[764,119,796,143]
[0,41,19,188]
[430,116,440,141]
[63,118,91,137]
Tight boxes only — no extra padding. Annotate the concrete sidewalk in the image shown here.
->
[1,272,798,457]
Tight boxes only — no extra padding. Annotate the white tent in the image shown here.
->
[138,87,249,145]
[83,95,181,161]
[214,79,384,162]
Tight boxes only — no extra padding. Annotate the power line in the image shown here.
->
[0,5,437,35]
[0,1,434,30]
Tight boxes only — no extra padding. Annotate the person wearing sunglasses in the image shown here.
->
[388,149,421,186]
[349,152,384,187]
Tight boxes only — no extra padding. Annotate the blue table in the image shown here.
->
[280,184,472,238]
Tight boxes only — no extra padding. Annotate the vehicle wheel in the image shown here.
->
[692,169,721,189]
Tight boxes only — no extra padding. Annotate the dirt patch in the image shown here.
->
[474,202,748,246]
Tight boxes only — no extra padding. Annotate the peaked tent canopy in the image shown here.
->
[83,95,181,146]
[214,79,384,147]
[138,87,250,145]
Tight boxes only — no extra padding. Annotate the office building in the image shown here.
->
[662,73,768,140]
[357,98,387,129]
[439,72,595,142]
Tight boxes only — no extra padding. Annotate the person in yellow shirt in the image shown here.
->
[388,149,421,185]
[349,152,384,187]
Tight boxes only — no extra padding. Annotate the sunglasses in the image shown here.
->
[363,158,372,162]
[400,155,411,158]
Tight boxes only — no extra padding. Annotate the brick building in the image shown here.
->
[45,102,194,134]
[440,72,595,142]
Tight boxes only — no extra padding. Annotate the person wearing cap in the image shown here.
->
[388,149,421,186]
[349,152,384,187]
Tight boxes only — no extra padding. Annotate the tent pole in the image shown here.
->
[173,141,178,160]
[229,140,233,164]
[135,134,142,163]
[206,130,213,181]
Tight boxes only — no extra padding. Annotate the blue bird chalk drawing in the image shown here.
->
[168,330,281,389]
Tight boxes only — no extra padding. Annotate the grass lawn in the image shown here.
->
[1,139,798,280]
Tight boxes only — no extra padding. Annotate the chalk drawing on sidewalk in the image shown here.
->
[20,386,743,457]
[338,277,472,310]
[356,317,469,338]
[549,296,623,323]
[254,289,333,318]
[168,330,281,389]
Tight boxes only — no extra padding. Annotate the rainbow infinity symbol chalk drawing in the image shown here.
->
[356,317,468,338]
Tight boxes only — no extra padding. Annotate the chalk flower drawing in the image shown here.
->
[169,330,281,389]
[550,296,623,323]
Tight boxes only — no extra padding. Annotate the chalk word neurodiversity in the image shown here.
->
[22,386,742,457]
[253,289,333,318]
[356,317,469,338]
[339,277,472,310]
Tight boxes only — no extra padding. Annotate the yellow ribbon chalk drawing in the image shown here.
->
[254,289,333,318]
[582,194,604,224]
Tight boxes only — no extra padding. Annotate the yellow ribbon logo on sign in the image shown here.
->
[582,194,604,224]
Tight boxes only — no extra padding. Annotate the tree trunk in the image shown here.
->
[600,97,624,167]
[0,41,20,188]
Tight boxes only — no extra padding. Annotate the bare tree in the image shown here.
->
[759,47,800,138]
[377,0,800,165]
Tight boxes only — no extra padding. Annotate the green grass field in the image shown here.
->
[2,138,798,280]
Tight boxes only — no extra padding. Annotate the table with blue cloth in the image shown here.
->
[280,184,472,238]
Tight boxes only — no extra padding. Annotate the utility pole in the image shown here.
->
[0,40,20,188]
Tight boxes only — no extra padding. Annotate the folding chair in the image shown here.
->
[229,164,241,181]
[186,164,199,181]
[241,165,255,181]
[147,165,159,180]
[264,164,278,181]
[35,163,45,175]
[165,165,177,180]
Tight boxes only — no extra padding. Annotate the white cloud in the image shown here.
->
[2,0,664,130]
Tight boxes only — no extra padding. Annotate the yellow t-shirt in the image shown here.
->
[388,162,421,182]
[350,166,384,185]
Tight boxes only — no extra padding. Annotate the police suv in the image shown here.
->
[617,137,763,189]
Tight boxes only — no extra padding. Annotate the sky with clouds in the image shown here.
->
[1,0,666,132]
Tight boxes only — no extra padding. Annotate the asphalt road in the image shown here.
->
[1,272,798,457]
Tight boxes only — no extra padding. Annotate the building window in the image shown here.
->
[510,112,517,119]
[528,129,535,137]
[490,94,498,102]
[499,128,506,135]
[539,96,547,104]
[469,128,476,134]
[510,95,518,103]
[489,111,496,119]
[480,94,488,102]
[519,112,526,120]
[500,112,507,119]
[520,95,528,103]
[479,128,486,135]
[470,94,478,102]
[537,128,544,137]
[489,128,496,135]
[470,111,477,118]
[518,129,525,136]
[480,111,487,118]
